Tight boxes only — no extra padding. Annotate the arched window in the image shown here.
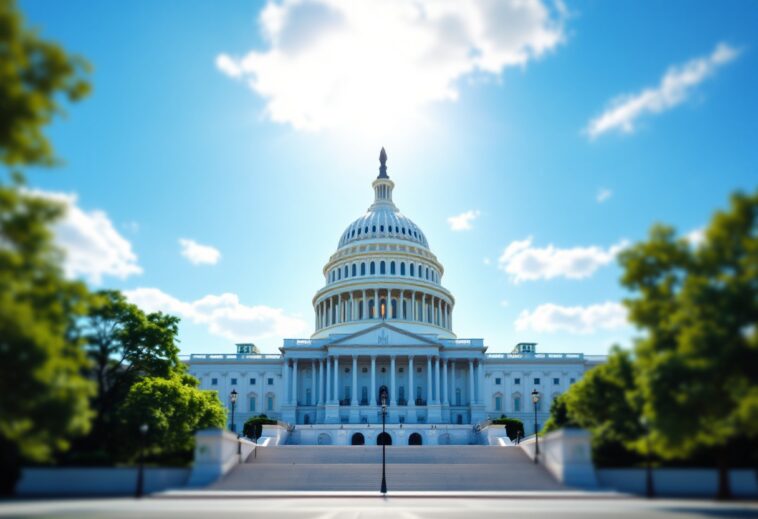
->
[372,225,376,232]
[401,228,406,235]
[513,393,522,413]
[455,388,462,406]
[344,265,348,278]
[248,394,257,412]
[364,226,369,234]
[361,263,366,276]
[425,267,430,280]
[379,298,387,319]
[493,393,503,412]
[370,262,376,275]
[380,261,386,274]
[357,228,362,235]
[400,263,406,276]
[267,394,275,411]
[337,269,341,281]
[368,299,375,319]
[380,225,384,232]
[352,264,356,277]
[410,264,415,276]
[391,299,397,319]
[418,265,423,278]
[390,261,395,275]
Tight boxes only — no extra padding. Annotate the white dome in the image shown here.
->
[338,207,429,249]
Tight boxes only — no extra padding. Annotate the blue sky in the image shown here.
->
[19,0,758,355]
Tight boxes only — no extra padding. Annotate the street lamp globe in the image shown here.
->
[139,423,148,435]
[531,388,540,404]
[230,388,238,404]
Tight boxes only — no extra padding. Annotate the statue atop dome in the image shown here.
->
[378,147,389,179]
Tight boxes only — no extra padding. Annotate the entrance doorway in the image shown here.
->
[378,385,388,405]
[351,432,365,445]
[408,432,422,445]
[377,432,392,445]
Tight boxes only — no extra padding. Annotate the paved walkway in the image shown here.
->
[211,445,567,491]
[1,496,756,518]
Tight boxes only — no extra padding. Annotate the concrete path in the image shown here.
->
[211,445,568,491]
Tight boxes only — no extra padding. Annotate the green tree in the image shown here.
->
[0,0,93,493]
[491,416,525,441]
[0,184,94,493]
[77,290,182,457]
[542,393,578,433]
[0,0,91,167]
[619,190,758,498]
[563,347,643,466]
[242,415,276,441]
[119,373,226,463]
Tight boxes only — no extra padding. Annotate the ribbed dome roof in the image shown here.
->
[338,206,429,248]
[338,148,429,249]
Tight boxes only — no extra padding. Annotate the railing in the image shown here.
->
[187,353,282,360]
[485,353,590,360]
[282,339,328,347]
[440,338,484,347]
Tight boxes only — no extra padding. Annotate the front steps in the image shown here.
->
[210,445,566,491]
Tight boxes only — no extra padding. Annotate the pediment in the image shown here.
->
[329,323,439,347]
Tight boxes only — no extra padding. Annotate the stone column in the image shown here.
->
[283,359,290,405]
[477,361,484,404]
[325,356,331,402]
[442,359,449,405]
[292,359,298,406]
[374,289,379,319]
[434,356,441,404]
[422,294,426,323]
[348,292,353,321]
[361,290,366,320]
[333,356,339,403]
[351,355,358,406]
[311,359,317,406]
[469,359,475,406]
[390,355,397,406]
[318,358,324,405]
[427,356,433,403]
[450,361,456,405]
[370,356,377,405]
[408,355,415,407]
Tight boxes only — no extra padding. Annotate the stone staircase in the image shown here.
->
[210,445,566,491]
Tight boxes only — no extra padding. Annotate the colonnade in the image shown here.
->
[314,289,452,331]
[282,355,483,409]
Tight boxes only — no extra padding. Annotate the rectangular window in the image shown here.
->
[514,397,521,412]
[249,378,256,385]
[553,378,560,385]
[211,378,218,386]
[534,377,540,385]
[268,378,274,386]
[231,378,237,385]
[570,378,576,384]
[362,367,368,373]
[495,377,502,385]
[514,377,521,385]
[249,397,256,412]
[267,396,274,411]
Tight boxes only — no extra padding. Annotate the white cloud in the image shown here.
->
[596,188,612,203]
[124,288,310,343]
[497,237,627,283]
[179,238,221,265]
[515,301,628,334]
[29,190,142,284]
[216,0,565,132]
[447,209,481,231]
[586,42,740,139]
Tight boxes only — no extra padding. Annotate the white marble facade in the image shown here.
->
[187,150,605,441]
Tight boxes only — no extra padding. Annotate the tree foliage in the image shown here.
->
[242,415,277,441]
[542,393,578,433]
[619,191,758,460]
[0,0,91,167]
[0,183,94,492]
[119,374,226,463]
[76,290,182,456]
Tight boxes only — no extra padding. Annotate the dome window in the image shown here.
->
[390,261,396,275]
[370,262,376,275]
[357,228,361,235]
[372,225,376,232]
[361,263,366,276]
[352,264,356,277]
[426,267,430,280]
[380,261,386,274]
[380,225,384,232]
[395,226,399,233]
[364,226,369,234]
[410,264,415,276]
[401,228,406,235]
[344,265,348,278]
[337,269,341,280]
[400,263,406,276]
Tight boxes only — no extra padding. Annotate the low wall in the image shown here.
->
[287,424,475,446]
[479,424,513,446]
[187,428,256,487]
[260,423,291,446]
[519,429,598,488]
[16,467,190,496]
[598,468,758,498]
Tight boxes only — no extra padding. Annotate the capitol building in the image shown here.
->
[188,150,604,445]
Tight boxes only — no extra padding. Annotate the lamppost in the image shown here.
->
[531,389,540,465]
[641,416,654,498]
[230,389,238,433]
[135,423,148,498]
[380,391,387,494]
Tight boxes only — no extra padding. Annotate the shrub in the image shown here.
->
[243,415,276,440]
[491,416,524,441]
